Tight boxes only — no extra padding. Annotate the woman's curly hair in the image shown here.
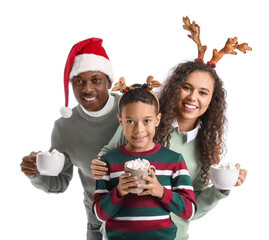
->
[155,61,227,184]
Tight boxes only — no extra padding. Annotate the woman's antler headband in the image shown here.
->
[112,75,163,111]
[182,16,252,68]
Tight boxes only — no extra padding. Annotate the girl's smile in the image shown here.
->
[132,135,147,142]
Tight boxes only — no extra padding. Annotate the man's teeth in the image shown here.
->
[185,104,197,109]
[84,97,96,101]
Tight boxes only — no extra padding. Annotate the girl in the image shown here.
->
[92,79,197,240]
[91,61,247,240]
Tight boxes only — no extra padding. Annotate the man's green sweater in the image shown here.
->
[30,93,120,225]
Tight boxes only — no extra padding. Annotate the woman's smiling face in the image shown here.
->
[177,70,215,127]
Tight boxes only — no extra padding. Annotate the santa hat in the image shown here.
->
[60,37,114,118]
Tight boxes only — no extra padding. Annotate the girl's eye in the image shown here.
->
[127,120,134,124]
[144,119,151,124]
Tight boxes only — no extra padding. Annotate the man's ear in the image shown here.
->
[107,79,112,89]
[155,113,161,127]
[117,114,123,125]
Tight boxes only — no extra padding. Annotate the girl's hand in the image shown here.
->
[235,163,247,186]
[138,168,164,199]
[117,173,138,197]
[90,152,108,179]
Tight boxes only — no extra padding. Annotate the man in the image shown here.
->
[20,38,120,240]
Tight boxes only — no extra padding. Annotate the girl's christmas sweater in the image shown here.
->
[92,143,197,240]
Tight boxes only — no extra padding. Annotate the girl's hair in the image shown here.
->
[119,84,159,116]
[155,61,227,184]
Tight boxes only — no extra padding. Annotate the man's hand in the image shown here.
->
[20,151,40,178]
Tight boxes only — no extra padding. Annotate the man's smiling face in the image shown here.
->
[72,71,112,111]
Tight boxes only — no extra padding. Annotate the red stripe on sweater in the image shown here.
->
[106,218,174,231]
[119,143,162,156]
[179,199,194,220]
[160,187,174,206]
[121,194,163,208]
[173,189,197,220]
[93,193,113,221]
[109,160,188,173]
[110,164,124,172]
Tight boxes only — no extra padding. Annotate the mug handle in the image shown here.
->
[148,165,156,175]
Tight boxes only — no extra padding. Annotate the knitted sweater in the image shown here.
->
[93,143,197,240]
[30,93,120,225]
[101,126,230,240]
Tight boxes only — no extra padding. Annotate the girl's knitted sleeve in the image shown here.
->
[160,154,197,221]
[92,157,124,222]
[30,122,73,193]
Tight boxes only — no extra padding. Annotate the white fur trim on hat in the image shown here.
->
[69,54,114,83]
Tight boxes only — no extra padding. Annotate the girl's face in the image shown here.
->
[177,70,214,129]
[118,101,161,152]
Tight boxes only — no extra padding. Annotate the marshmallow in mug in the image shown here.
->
[125,158,150,170]
[39,149,64,157]
[211,162,237,170]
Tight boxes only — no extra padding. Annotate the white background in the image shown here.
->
[1,0,268,239]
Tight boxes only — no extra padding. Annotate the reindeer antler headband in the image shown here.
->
[112,75,163,111]
[182,16,252,68]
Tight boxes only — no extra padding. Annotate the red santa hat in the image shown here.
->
[60,37,114,118]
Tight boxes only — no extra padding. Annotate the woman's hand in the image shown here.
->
[235,163,247,186]
[117,173,138,197]
[90,152,108,179]
[138,168,164,199]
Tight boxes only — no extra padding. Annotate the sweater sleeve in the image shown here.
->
[160,154,197,221]
[192,177,230,220]
[101,126,127,154]
[92,157,125,222]
[30,122,73,193]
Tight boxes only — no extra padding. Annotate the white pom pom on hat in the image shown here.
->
[61,37,114,118]
[60,106,73,118]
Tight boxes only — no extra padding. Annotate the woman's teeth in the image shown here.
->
[184,104,197,109]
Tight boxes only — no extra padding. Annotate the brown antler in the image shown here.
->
[183,16,207,61]
[236,43,252,53]
[112,77,126,91]
[146,75,163,89]
[209,37,252,67]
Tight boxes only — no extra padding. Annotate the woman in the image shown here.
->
[91,60,247,240]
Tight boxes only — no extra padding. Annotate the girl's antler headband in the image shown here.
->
[182,16,252,68]
[112,75,163,111]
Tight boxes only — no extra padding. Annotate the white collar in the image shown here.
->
[80,93,115,117]
[172,118,201,143]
